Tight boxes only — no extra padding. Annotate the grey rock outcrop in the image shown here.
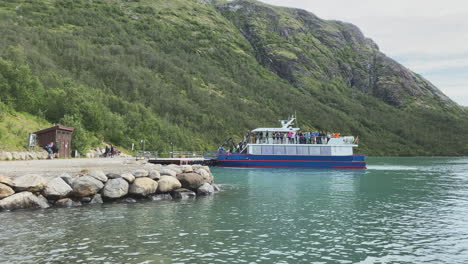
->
[87,171,108,182]
[197,183,215,196]
[71,176,104,197]
[102,178,129,199]
[217,1,453,107]
[43,177,73,199]
[171,188,196,200]
[0,192,50,210]
[157,176,182,193]
[13,174,46,192]
[0,183,15,199]
[128,178,158,197]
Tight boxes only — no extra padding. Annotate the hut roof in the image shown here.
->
[34,125,74,135]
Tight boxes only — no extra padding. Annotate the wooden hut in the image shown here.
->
[34,125,74,158]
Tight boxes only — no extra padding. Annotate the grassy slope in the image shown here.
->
[0,103,51,151]
[0,0,466,155]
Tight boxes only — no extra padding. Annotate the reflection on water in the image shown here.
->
[1,157,468,263]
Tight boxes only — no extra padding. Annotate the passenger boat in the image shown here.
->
[217,116,366,169]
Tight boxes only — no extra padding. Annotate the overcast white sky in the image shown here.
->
[260,0,468,106]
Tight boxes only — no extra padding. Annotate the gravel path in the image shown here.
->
[0,158,145,179]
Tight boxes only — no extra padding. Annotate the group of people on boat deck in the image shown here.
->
[218,130,358,154]
[250,131,341,145]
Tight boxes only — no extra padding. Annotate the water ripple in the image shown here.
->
[1,157,468,263]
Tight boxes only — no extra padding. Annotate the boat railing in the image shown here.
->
[138,151,218,159]
[248,136,356,145]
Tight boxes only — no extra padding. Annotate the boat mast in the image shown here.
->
[295,111,298,130]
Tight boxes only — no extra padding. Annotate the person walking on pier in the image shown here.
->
[110,145,115,158]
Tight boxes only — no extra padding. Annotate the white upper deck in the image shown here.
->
[251,116,299,133]
[247,116,358,148]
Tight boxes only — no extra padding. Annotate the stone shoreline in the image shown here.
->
[0,162,219,211]
[0,151,50,161]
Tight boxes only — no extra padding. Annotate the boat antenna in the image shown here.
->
[295,110,298,128]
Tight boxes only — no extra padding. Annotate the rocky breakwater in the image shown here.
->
[0,164,220,211]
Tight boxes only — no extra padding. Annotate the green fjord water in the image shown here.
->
[1,157,468,264]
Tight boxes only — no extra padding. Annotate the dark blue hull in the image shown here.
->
[217,154,366,169]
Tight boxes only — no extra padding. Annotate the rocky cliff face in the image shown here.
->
[216,0,451,106]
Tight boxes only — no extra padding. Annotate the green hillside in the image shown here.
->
[0,0,467,155]
[0,102,51,151]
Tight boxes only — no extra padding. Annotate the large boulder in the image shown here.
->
[148,170,160,180]
[133,169,149,178]
[13,174,46,192]
[176,173,206,190]
[159,169,177,177]
[157,176,182,193]
[0,175,14,187]
[121,173,135,183]
[87,171,108,182]
[195,169,214,184]
[0,192,50,210]
[71,176,104,197]
[0,183,15,199]
[171,188,196,200]
[128,178,158,197]
[197,183,214,196]
[102,178,129,199]
[43,177,73,199]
